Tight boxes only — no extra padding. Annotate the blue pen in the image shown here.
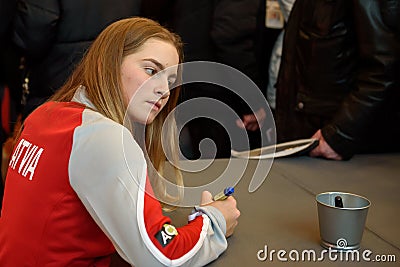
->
[213,187,234,201]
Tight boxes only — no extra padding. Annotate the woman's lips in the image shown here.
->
[148,101,162,111]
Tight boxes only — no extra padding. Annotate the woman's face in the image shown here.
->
[121,38,179,124]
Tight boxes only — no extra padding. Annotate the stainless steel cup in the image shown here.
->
[316,192,371,250]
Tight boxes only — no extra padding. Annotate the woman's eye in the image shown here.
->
[144,68,156,76]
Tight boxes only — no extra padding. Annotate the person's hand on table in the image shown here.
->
[309,129,342,160]
[236,107,266,131]
[201,191,240,237]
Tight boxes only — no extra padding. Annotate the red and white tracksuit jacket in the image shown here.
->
[0,90,227,266]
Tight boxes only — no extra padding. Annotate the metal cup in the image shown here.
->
[316,192,371,250]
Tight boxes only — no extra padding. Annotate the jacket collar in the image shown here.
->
[72,85,96,110]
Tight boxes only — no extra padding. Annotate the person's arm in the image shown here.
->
[320,0,400,160]
[69,110,234,266]
[12,0,60,59]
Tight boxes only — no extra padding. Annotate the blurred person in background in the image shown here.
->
[143,0,270,159]
[12,0,142,118]
[275,0,400,160]
[265,0,296,111]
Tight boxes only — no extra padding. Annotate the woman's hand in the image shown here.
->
[200,191,240,237]
[309,130,342,160]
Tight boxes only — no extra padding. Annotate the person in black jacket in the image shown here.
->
[275,0,400,160]
[12,0,142,118]
[144,0,270,159]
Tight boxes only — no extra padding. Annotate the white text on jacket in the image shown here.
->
[9,138,44,180]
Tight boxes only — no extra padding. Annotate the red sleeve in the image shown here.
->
[142,176,207,260]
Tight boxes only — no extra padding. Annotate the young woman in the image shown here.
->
[0,17,240,266]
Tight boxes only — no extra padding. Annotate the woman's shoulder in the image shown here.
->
[77,108,133,142]
[68,107,146,179]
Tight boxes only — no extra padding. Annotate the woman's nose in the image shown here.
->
[155,79,170,98]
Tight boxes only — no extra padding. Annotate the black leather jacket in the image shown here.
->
[276,0,400,159]
[12,0,141,116]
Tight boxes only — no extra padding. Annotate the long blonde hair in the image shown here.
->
[51,17,184,208]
